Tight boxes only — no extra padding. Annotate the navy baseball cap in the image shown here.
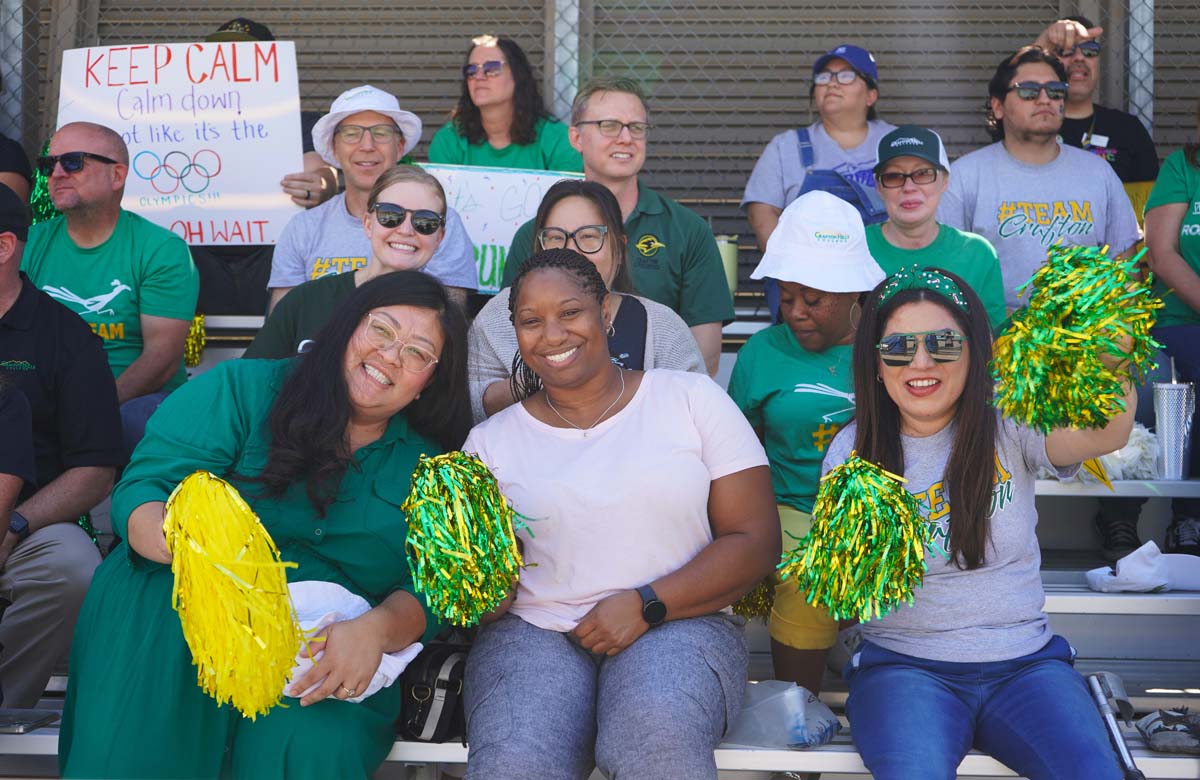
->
[813,44,879,84]
[0,184,30,241]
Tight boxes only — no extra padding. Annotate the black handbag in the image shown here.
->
[397,640,469,745]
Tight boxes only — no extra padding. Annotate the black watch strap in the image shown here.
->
[9,510,30,542]
[636,584,667,627]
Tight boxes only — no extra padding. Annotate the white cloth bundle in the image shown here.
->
[1086,541,1200,592]
[282,580,423,703]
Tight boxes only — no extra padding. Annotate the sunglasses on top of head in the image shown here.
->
[1056,40,1102,58]
[877,329,968,367]
[370,203,445,235]
[36,151,120,177]
[463,60,506,79]
[1006,81,1069,101]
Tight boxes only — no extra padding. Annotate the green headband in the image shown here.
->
[878,265,971,313]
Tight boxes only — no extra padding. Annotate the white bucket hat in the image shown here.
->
[750,190,886,293]
[311,85,423,167]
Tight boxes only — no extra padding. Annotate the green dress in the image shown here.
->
[59,359,445,779]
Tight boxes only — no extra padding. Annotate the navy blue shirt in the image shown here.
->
[0,382,35,485]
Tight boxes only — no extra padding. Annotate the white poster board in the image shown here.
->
[56,41,303,245]
[422,163,584,293]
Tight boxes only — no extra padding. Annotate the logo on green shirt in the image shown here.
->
[635,234,666,257]
[0,359,35,371]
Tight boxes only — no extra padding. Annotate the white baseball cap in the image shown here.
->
[751,191,886,293]
[311,85,423,167]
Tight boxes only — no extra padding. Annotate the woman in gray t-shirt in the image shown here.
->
[822,266,1131,779]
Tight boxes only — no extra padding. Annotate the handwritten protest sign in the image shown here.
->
[422,163,584,293]
[56,41,302,245]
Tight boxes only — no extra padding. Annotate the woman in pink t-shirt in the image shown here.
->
[461,248,779,779]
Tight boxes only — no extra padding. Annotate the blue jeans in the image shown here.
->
[463,612,747,780]
[119,390,170,461]
[845,635,1120,780]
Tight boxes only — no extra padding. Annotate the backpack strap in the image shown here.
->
[795,127,815,170]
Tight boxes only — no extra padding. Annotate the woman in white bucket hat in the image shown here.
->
[728,189,885,694]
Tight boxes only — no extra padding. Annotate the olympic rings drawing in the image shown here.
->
[132,149,222,195]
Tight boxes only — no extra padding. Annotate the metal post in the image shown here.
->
[547,0,580,122]
[1126,0,1154,132]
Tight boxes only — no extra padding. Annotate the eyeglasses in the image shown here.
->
[813,70,860,86]
[1006,81,1068,101]
[574,120,652,139]
[334,124,402,145]
[877,329,968,367]
[363,312,440,373]
[463,60,506,79]
[537,225,609,254]
[1056,41,1102,59]
[370,203,445,235]
[877,167,939,188]
[36,151,120,177]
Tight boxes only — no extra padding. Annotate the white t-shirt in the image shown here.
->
[266,193,479,291]
[463,369,769,632]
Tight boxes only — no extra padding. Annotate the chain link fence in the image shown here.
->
[3,0,1195,288]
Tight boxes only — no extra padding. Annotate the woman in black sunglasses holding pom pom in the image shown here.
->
[245,166,448,359]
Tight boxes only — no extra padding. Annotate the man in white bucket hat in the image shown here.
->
[730,189,885,695]
[267,85,478,311]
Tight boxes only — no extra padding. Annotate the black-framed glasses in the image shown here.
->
[370,203,445,235]
[537,225,609,254]
[877,329,968,366]
[363,313,440,373]
[1056,41,1102,59]
[36,151,120,177]
[574,120,652,139]
[463,60,506,79]
[813,70,860,86]
[877,167,939,189]
[335,124,402,145]
[1007,81,1068,101]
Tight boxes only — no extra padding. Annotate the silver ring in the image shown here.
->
[340,685,356,697]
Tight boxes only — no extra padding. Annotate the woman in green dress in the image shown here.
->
[59,271,471,779]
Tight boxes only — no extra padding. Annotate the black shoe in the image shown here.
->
[1165,515,1200,557]
[1096,512,1141,562]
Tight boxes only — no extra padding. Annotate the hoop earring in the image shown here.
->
[607,321,616,338]
[848,301,862,332]
[509,350,543,401]
[876,374,883,383]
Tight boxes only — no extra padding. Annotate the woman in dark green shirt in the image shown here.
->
[59,272,471,779]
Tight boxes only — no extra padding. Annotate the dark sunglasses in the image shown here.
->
[1057,40,1102,58]
[463,60,506,79]
[1007,81,1068,101]
[36,151,120,177]
[370,203,445,235]
[877,167,939,189]
[877,329,968,366]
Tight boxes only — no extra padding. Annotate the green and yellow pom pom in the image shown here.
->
[184,314,206,368]
[732,576,775,622]
[779,452,930,622]
[163,471,301,719]
[402,452,524,627]
[991,245,1162,433]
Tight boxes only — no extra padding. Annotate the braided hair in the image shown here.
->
[507,248,609,400]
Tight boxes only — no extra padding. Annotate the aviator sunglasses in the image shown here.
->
[36,151,120,177]
[370,203,445,235]
[1057,40,1102,58]
[1007,81,1069,101]
[463,60,506,79]
[877,329,968,366]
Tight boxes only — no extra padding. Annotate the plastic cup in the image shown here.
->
[1153,381,1196,480]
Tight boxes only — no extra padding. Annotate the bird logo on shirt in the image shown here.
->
[635,234,666,257]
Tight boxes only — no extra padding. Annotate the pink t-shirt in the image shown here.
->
[463,370,769,632]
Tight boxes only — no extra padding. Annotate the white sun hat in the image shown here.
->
[750,190,886,293]
[311,85,423,167]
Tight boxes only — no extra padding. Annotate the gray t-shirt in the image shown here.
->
[822,413,1077,663]
[741,120,897,208]
[266,192,478,291]
[937,141,1140,311]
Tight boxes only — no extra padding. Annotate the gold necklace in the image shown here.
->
[544,368,626,437]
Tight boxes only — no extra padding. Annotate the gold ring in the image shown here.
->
[340,685,356,697]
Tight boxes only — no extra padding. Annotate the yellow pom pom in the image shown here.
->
[163,471,301,719]
[184,314,206,368]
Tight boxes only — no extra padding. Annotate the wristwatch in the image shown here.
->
[636,584,667,627]
[8,510,30,543]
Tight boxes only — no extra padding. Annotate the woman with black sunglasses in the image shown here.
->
[428,35,582,172]
[245,166,448,359]
[823,266,1133,779]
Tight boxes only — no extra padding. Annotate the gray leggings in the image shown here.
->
[464,612,748,780]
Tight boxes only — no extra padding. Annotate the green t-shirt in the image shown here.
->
[500,184,735,327]
[427,116,583,172]
[866,223,1008,331]
[727,325,855,513]
[22,211,198,391]
[1146,149,1200,327]
[244,272,356,360]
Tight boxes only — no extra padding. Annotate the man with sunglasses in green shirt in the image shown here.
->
[1033,16,1159,184]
